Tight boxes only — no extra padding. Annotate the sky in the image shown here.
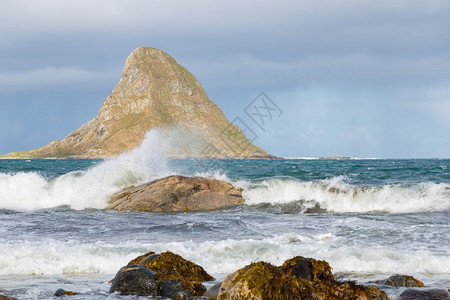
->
[1,0,450,158]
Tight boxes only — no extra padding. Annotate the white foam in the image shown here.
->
[0,130,171,211]
[0,234,448,279]
[242,177,450,213]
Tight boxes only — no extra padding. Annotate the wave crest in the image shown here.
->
[242,177,450,214]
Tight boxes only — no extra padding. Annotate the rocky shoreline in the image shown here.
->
[3,251,444,300]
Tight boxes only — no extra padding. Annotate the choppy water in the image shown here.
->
[0,131,449,299]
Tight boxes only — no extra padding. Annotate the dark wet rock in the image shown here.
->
[158,280,193,299]
[107,175,243,212]
[54,289,78,296]
[109,264,158,296]
[281,256,334,282]
[127,251,214,296]
[376,274,424,287]
[398,288,450,300]
[203,282,222,298]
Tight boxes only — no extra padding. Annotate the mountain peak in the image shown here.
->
[2,48,271,159]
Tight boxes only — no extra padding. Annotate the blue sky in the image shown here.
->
[1,0,450,158]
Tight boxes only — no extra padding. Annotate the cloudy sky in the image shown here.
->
[1,0,450,158]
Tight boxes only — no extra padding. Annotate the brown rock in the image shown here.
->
[376,274,424,287]
[107,175,243,212]
[398,288,449,300]
[0,295,19,300]
[218,259,389,300]
[217,262,303,300]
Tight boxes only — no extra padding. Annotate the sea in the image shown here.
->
[0,131,449,299]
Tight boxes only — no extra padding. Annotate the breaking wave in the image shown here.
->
[0,130,172,211]
[0,130,449,214]
[241,177,450,214]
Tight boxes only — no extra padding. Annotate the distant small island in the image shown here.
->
[1,47,270,159]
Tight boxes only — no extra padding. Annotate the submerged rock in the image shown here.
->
[376,274,424,287]
[54,289,78,296]
[398,288,449,300]
[109,265,158,296]
[127,251,214,296]
[107,175,243,212]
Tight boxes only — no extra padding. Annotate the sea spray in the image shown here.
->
[0,130,172,211]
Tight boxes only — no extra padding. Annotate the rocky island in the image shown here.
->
[1,47,270,159]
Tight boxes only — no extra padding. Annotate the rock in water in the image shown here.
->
[376,274,424,287]
[0,295,19,300]
[398,288,449,300]
[126,251,214,296]
[280,256,334,282]
[218,259,389,300]
[158,280,193,299]
[109,265,158,296]
[218,262,303,300]
[2,47,270,159]
[54,289,78,296]
[107,175,243,212]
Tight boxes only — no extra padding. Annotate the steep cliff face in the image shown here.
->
[3,47,270,158]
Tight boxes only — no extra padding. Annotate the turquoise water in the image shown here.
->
[0,155,449,299]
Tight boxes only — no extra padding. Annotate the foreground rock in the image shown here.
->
[107,175,243,212]
[109,265,158,296]
[218,257,389,300]
[398,288,450,300]
[0,295,18,300]
[376,274,424,287]
[123,251,214,297]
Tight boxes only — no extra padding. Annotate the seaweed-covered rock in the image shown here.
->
[398,288,450,300]
[218,262,303,300]
[218,258,389,300]
[127,251,214,296]
[127,251,156,265]
[158,280,193,299]
[281,256,334,282]
[54,289,78,296]
[335,282,390,300]
[109,264,158,296]
[107,175,244,212]
[376,274,424,287]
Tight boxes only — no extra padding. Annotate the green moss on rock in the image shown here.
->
[229,262,302,300]
[127,251,213,296]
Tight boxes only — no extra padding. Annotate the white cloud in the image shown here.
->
[0,67,114,90]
